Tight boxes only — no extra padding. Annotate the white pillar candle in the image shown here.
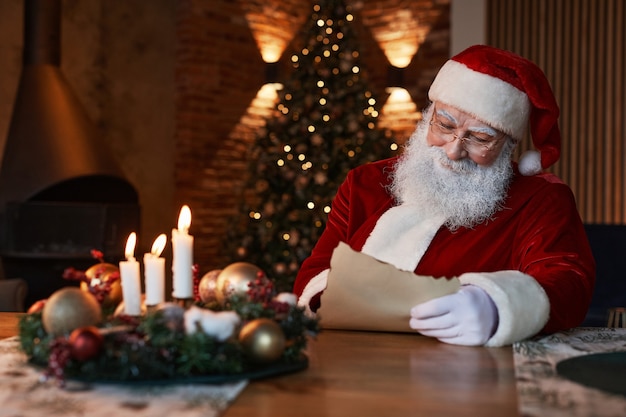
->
[119,232,142,316]
[144,234,167,306]
[172,205,194,299]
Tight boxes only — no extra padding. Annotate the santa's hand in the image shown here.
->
[409,285,498,346]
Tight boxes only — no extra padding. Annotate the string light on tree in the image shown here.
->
[226,0,396,291]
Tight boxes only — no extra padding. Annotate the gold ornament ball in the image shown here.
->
[81,262,123,308]
[216,262,263,303]
[42,287,102,336]
[238,318,286,363]
[198,269,222,303]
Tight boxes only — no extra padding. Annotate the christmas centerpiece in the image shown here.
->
[17,206,319,386]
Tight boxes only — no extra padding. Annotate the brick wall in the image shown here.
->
[175,0,450,275]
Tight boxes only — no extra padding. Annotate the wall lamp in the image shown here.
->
[265,61,282,86]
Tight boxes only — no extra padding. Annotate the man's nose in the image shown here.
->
[443,136,468,160]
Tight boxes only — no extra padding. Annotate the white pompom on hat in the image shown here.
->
[428,45,561,176]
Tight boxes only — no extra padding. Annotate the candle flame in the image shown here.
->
[151,234,167,257]
[125,232,137,259]
[178,205,192,232]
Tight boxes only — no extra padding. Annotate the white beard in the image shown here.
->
[389,108,516,231]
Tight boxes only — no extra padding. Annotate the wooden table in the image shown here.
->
[0,313,519,416]
[0,313,19,339]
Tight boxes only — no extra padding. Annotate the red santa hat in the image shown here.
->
[428,44,560,176]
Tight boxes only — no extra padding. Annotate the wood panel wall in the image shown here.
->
[487,0,626,224]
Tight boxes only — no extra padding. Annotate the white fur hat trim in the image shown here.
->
[429,60,531,141]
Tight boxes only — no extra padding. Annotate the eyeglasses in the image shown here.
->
[429,118,506,157]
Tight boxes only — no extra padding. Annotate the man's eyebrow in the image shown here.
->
[437,107,499,136]
[435,108,457,124]
[468,125,498,136]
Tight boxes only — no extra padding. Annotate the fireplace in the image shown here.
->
[0,0,140,308]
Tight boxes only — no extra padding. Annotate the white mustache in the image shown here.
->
[389,114,515,230]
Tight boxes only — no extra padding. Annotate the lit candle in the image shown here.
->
[172,205,194,300]
[144,234,166,306]
[119,232,142,316]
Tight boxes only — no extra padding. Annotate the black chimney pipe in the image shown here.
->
[0,0,134,208]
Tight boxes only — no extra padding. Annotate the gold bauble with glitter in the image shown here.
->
[42,287,102,336]
[215,262,263,304]
[238,318,286,363]
[80,262,122,308]
[198,269,222,303]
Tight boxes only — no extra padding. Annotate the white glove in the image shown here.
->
[409,284,499,346]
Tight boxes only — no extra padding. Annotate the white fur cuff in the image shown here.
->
[297,269,329,317]
[459,270,550,347]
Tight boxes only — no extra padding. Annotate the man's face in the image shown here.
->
[426,103,508,167]
[390,103,516,230]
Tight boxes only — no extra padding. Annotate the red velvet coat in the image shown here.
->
[294,157,596,335]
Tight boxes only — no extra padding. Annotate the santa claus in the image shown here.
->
[293,45,596,347]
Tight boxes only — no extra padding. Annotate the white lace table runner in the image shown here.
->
[0,336,247,417]
[514,327,626,417]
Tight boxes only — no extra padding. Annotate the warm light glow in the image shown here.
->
[178,205,191,232]
[150,234,167,257]
[379,87,422,146]
[229,80,281,161]
[253,84,281,113]
[386,87,412,102]
[240,2,309,64]
[125,232,137,260]
[366,8,436,68]
[387,45,418,68]
[261,46,282,63]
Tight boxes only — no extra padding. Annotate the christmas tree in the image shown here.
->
[226,0,396,291]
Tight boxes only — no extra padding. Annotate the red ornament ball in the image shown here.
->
[68,326,103,361]
[27,299,47,314]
